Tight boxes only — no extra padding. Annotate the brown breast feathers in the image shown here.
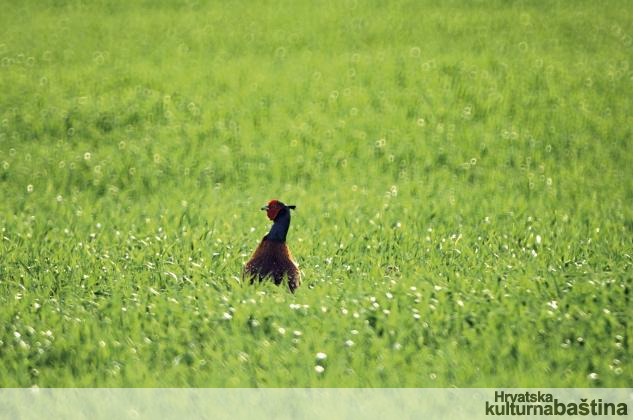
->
[243,239,301,292]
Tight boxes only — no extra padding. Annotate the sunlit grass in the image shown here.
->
[0,0,631,387]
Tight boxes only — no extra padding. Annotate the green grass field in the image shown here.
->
[1,0,631,387]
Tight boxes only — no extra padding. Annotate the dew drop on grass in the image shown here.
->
[462,106,473,119]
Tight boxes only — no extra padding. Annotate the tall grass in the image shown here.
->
[0,0,631,386]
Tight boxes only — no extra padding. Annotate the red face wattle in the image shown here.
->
[266,200,282,220]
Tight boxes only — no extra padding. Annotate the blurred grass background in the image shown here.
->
[0,0,631,386]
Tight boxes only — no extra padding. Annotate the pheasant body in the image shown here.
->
[244,240,300,292]
[243,200,300,292]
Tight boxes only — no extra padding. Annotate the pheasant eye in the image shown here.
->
[267,204,281,220]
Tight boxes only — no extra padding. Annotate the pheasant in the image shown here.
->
[243,200,301,292]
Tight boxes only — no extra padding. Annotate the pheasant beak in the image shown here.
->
[260,205,269,211]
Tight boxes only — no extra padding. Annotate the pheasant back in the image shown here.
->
[243,239,301,292]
